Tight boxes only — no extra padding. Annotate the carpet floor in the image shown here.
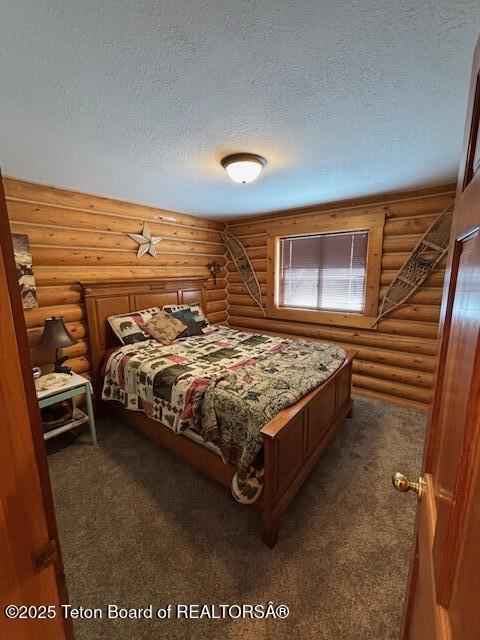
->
[47,396,425,640]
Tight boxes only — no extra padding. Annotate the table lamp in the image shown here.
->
[37,316,78,374]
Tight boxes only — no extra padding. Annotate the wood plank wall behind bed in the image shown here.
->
[225,184,456,413]
[3,177,228,377]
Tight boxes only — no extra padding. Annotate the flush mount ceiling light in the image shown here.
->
[221,153,266,184]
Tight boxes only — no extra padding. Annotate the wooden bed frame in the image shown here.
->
[82,277,354,547]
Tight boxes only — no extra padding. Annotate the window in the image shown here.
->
[266,211,385,328]
[279,231,368,313]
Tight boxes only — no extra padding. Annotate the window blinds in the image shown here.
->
[279,230,368,313]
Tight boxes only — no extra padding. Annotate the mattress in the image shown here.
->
[181,427,222,456]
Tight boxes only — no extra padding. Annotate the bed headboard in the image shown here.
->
[81,277,208,394]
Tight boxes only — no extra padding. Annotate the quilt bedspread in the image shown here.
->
[102,326,346,502]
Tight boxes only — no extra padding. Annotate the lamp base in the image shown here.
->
[54,354,73,375]
[54,364,73,375]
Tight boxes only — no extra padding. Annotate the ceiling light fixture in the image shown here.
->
[221,153,266,184]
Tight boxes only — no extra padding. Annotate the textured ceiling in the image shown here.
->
[1,1,479,218]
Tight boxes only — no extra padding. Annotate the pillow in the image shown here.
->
[169,308,203,338]
[144,310,186,345]
[162,302,209,332]
[108,307,161,345]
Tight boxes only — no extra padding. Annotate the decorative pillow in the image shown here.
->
[169,308,203,338]
[108,307,161,345]
[162,302,209,332]
[144,311,186,345]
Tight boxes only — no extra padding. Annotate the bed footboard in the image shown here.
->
[260,355,354,547]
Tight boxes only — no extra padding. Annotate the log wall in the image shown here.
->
[4,177,227,378]
[5,175,456,412]
[225,185,457,412]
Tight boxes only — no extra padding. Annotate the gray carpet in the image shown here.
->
[47,396,425,640]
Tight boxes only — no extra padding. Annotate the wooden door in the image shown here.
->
[399,36,480,640]
[0,173,70,639]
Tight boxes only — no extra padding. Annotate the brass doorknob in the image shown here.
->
[392,472,425,497]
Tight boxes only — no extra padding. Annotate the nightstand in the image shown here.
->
[36,372,97,444]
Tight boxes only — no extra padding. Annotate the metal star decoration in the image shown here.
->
[128,222,162,258]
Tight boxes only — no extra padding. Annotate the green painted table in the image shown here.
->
[36,372,97,444]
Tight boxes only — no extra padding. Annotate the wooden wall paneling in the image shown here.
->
[31,266,217,285]
[4,177,228,377]
[7,201,223,243]
[3,177,223,231]
[9,222,226,255]
[29,247,227,268]
[226,186,456,411]
[227,316,439,355]
[8,174,454,412]
[227,184,455,225]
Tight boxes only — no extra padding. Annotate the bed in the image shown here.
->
[82,277,354,547]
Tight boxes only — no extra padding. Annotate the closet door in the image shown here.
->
[0,172,70,640]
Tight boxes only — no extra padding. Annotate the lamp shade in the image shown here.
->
[37,316,78,351]
[221,153,266,184]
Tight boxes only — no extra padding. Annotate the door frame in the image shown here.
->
[0,174,73,638]
[401,35,480,639]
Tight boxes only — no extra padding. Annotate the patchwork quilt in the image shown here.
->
[102,326,346,502]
